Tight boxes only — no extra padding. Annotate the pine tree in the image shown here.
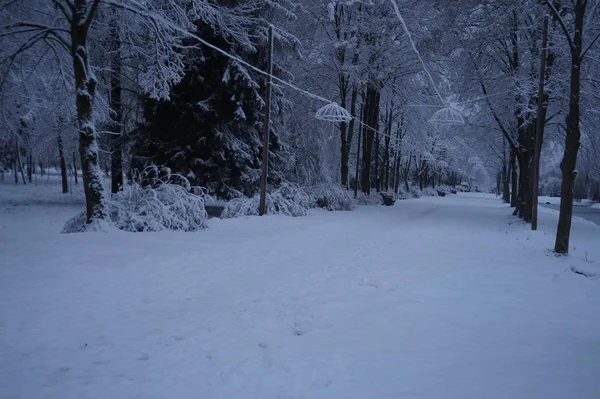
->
[133,24,282,199]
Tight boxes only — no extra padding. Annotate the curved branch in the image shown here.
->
[582,31,600,60]
[543,0,576,53]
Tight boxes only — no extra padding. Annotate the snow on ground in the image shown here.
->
[539,195,593,207]
[1,181,600,399]
[592,203,600,210]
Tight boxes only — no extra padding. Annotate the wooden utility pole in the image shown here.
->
[259,26,274,216]
[354,115,362,198]
[531,16,549,231]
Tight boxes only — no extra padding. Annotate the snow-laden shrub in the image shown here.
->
[62,166,208,233]
[355,192,382,206]
[62,211,110,233]
[408,186,422,198]
[436,185,453,195]
[107,182,208,232]
[307,184,356,211]
[222,183,310,218]
[421,187,438,197]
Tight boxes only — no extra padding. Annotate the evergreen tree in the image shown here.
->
[133,24,283,199]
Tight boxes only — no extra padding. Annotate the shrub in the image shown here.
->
[421,187,438,197]
[355,192,382,206]
[221,183,310,218]
[307,184,356,211]
[62,166,208,233]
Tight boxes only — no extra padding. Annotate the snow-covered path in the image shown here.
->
[1,192,599,399]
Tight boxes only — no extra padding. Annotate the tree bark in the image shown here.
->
[502,137,510,203]
[404,154,413,193]
[58,134,69,193]
[13,140,19,183]
[72,0,105,223]
[510,150,518,207]
[72,152,79,185]
[27,153,32,183]
[554,1,586,254]
[531,17,550,230]
[15,137,26,185]
[374,128,380,191]
[361,85,380,194]
[503,162,510,203]
[109,8,124,194]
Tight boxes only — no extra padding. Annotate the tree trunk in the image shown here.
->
[109,8,123,194]
[58,134,69,194]
[502,137,510,203]
[13,140,19,184]
[72,0,105,224]
[15,138,26,185]
[404,154,413,193]
[339,88,358,188]
[374,130,380,191]
[340,120,349,187]
[517,150,531,220]
[382,107,392,191]
[361,85,380,194]
[510,150,518,207]
[554,5,585,253]
[531,17,551,230]
[393,123,402,194]
[518,121,536,221]
[503,163,510,203]
[27,153,32,183]
[72,152,79,185]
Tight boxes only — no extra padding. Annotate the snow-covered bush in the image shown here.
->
[307,184,356,211]
[356,192,382,206]
[221,183,310,218]
[421,187,438,197]
[408,186,422,198]
[107,183,208,232]
[63,166,208,233]
[436,185,453,195]
[396,185,410,200]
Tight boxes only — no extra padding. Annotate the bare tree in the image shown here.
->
[544,0,600,253]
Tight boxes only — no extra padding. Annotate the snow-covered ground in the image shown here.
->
[1,181,600,399]
[538,195,593,207]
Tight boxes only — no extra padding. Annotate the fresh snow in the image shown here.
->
[1,182,600,399]
[539,195,593,207]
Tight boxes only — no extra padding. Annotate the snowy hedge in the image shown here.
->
[221,183,310,218]
[63,166,208,233]
[356,192,383,206]
[420,187,439,197]
[307,184,356,211]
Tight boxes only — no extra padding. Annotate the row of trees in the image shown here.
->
[1,0,599,254]
[453,0,600,253]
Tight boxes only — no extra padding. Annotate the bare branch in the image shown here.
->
[582,31,600,59]
[543,0,576,53]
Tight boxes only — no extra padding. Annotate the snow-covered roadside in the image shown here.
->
[1,186,599,399]
[539,195,593,207]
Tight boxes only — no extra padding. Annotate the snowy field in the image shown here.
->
[1,181,600,399]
